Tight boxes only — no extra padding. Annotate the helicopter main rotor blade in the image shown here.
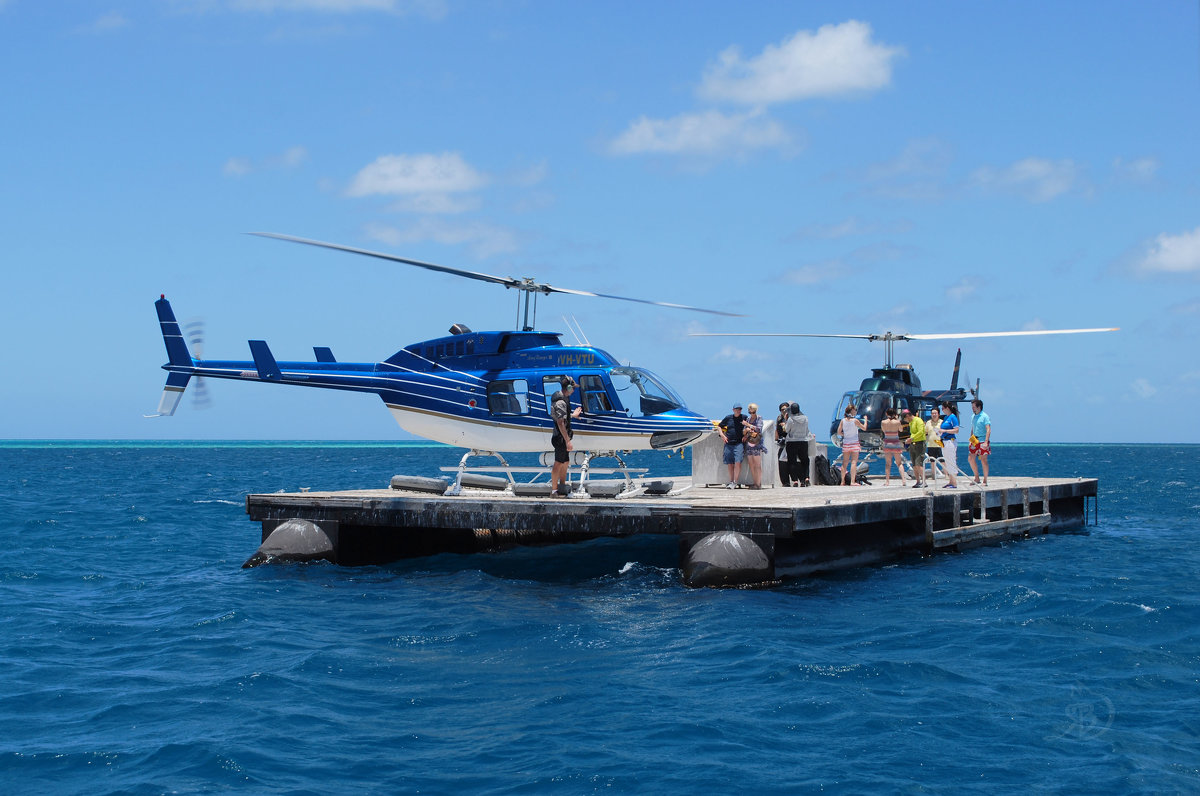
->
[551,287,743,317]
[249,232,522,289]
[691,328,1118,340]
[690,332,877,339]
[251,232,742,317]
[905,328,1119,340]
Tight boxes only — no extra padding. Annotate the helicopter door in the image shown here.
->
[486,379,529,416]
[579,374,614,414]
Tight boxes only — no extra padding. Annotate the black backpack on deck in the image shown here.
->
[815,454,838,486]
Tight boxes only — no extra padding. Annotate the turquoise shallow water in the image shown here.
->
[1,443,1198,793]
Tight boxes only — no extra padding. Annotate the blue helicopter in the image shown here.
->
[153,234,735,454]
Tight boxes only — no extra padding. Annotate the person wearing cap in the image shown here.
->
[550,377,583,496]
[718,403,747,488]
[903,408,926,488]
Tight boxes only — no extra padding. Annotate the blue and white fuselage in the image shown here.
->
[155,296,713,451]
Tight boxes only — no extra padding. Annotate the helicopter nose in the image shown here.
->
[650,430,705,449]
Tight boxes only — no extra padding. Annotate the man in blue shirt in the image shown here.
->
[968,399,992,486]
[939,401,960,488]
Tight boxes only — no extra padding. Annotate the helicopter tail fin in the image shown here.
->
[156,295,194,366]
[152,371,193,416]
[949,348,962,390]
[150,296,195,417]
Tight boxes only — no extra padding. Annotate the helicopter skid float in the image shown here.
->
[153,234,736,476]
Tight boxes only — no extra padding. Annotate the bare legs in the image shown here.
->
[746,453,762,488]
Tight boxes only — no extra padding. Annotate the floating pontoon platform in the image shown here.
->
[244,475,1098,586]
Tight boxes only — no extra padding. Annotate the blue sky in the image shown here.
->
[2,1,1197,442]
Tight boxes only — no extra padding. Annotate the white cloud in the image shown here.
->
[222,157,253,177]
[1131,378,1157,399]
[365,219,517,260]
[609,109,791,158]
[699,20,904,104]
[347,152,487,197]
[857,138,954,200]
[277,145,307,167]
[1170,298,1200,315]
[970,157,1084,202]
[1136,226,1200,275]
[861,304,915,330]
[944,278,978,302]
[222,145,308,177]
[796,218,865,239]
[387,194,480,214]
[709,345,771,364]
[792,217,911,240]
[1113,156,1159,183]
[509,161,548,187]
[782,263,839,286]
[74,12,129,34]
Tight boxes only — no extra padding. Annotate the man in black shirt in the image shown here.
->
[718,404,746,489]
[550,377,582,495]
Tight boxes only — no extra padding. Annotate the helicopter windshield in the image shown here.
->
[855,392,892,429]
[609,366,684,416]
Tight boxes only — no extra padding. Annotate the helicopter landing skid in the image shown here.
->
[440,449,649,498]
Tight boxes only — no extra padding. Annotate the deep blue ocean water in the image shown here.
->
[1,442,1197,794]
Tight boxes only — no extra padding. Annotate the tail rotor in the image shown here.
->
[184,319,212,410]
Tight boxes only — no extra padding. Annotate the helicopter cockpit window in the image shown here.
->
[487,379,529,416]
[609,366,683,416]
[579,374,613,414]
[833,392,854,423]
[857,392,891,427]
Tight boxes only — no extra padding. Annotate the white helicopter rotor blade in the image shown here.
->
[691,328,1118,340]
[557,287,743,317]
[905,328,1119,340]
[690,332,874,339]
[252,231,742,317]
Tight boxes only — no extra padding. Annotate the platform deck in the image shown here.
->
[245,475,1098,580]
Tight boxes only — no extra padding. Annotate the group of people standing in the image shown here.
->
[838,399,992,488]
[552,375,992,495]
[717,402,816,489]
